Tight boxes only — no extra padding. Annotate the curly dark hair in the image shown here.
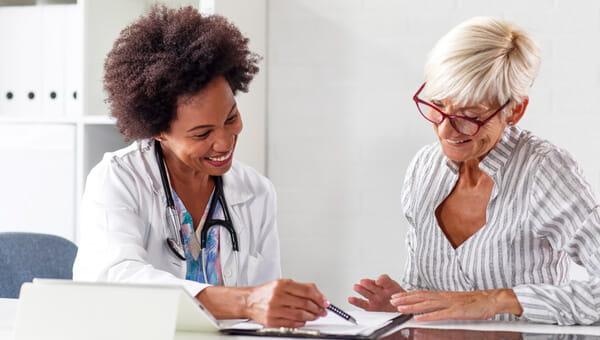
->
[104,5,260,140]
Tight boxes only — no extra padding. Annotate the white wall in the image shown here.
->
[267,0,600,308]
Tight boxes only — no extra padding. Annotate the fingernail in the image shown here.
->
[324,300,331,307]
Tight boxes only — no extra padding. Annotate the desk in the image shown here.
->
[400,318,600,337]
[0,298,251,340]
[391,328,600,339]
[1,298,599,339]
[397,320,600,339]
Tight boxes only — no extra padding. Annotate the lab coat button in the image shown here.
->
[224,269,232,277]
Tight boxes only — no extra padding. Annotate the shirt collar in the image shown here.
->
[445,125,521,177]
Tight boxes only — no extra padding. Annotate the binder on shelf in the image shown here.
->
[0,8,10,116]
[63,3,82,118]
[11,6,43,116]
[0,6,32,116]
[40,4,66,117]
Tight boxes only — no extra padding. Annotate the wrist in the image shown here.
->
[196,286,253,319]
[239,286,254,319]
[494,288,523,316]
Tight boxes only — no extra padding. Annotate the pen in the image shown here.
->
[327,303,358,325]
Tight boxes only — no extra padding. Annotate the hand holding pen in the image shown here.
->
[242,278,358,327]
[244,279,329,328]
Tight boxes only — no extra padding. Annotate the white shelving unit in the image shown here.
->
[0,0,178,242]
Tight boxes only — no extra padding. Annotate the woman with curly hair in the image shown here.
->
[73,5,328,327]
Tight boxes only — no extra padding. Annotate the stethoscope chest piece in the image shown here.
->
[167,237,186,261]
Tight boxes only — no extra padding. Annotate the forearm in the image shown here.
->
[196,286,253,319]
[391,288,524,321]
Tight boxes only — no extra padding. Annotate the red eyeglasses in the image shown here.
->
[413,83,510,136]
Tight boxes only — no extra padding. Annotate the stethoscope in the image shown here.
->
[154,140,239,285]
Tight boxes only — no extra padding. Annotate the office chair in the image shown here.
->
[0,232,77,298]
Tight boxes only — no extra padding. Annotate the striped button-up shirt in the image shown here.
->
[400,126,600,325]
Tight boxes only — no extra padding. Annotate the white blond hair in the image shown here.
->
[423,17,541,111]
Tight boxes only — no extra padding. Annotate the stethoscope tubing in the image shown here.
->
[200,176,239,251]
[154,140,240,285]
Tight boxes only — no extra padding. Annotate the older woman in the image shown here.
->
[349,17,600,325]
[73,5,328,327]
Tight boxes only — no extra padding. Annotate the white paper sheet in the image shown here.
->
[225,310,402,336]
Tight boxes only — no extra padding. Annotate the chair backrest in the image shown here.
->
[0,232,78,298]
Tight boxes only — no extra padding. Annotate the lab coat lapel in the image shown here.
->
[219,161,253,286]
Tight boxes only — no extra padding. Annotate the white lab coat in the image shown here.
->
[73,139,281,297]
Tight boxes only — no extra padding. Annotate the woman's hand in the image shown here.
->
[245,279,328,328]
[348,274,405,312]
[390,288,523,321]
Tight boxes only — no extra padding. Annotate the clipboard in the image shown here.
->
[220,313,413,339]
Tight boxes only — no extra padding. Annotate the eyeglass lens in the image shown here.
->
[416,101,479,136]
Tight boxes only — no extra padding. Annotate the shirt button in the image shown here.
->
[224,268,232,277]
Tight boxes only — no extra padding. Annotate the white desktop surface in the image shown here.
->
[402,318,600,336]
[0,297,248,340]
[0,298,17,339]
[2,298,599,339]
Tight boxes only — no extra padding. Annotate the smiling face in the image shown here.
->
[157,76,243,178]
[432,98,508,163]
